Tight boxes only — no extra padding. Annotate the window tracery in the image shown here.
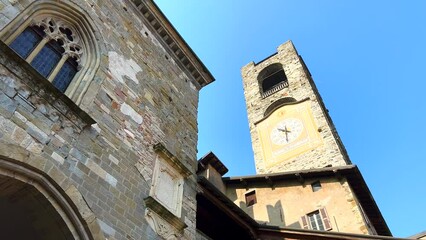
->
[36,18,83,62]
[0,0,101,105]
[9,18,83,93]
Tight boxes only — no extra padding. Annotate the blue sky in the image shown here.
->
[155,1,426,237]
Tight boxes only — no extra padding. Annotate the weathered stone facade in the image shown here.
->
[229,40,392,238]
[0,1,396,239]
[0,0,213,239]
[241,41,351,174]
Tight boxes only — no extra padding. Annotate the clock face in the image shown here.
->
[255,101,323,168]
[270,118,304,145]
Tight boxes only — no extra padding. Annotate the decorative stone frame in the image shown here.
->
[144,143,191,238]
[150,155,184,217]
[0,0,101,106]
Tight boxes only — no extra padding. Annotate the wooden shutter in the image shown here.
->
[245,191,257,207]
[300,215,309,229]
[320,208,332,231]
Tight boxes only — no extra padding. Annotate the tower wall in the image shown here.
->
[241,41,350,174]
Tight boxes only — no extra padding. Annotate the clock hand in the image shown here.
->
[278,128,291,133]
[285,126,289,142]
[278,126,291,142]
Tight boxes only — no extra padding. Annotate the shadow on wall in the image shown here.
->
[287,221,302,229]
[239,201,254,219]
[267,200,285,226]
[227,188,302,228]
[237,200,285,226]
[264,200,302,229]
[238,199,302,229]
[226,187,238,202]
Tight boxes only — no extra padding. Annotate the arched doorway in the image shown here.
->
[0,158,93,240]
[0,175,74,239]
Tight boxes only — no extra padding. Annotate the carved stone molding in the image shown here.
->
[130,0,215,89]
[0,0,102,105]
[144,143,188,238]
[153,142,192,177]
[145,203,185,240]
[35,17,83,64]
[0,153,96,239]
[144,197,187,231]
[149,154,184,217]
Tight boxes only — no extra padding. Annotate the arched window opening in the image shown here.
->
[0,0,101,105]
[258,63,288,98]
[9,18,82,93]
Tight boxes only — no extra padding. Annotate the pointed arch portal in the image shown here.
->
[0,157,93,240]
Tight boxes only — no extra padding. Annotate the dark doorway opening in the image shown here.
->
[0,175,74,240]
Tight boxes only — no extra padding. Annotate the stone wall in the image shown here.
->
[0,0,203,239]
[197,164,226,194]
[241,41,350,174]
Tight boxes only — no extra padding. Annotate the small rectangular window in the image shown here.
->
[308,211,325,230]
[311,181,322,192]
[245,190,257,207]
[300,208,332,231]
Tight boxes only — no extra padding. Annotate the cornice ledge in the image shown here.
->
[144,196,187,231]
[153,143,192,177]
[131,0,215,89]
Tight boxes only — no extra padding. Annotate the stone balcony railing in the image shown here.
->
[261,80,289,98]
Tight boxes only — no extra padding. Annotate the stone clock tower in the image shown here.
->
[242,41,351,174]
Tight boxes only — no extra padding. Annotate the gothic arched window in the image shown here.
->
[9,18,82,93]
[0,0,100,105]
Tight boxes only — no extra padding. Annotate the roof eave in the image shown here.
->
[223,165,392,236]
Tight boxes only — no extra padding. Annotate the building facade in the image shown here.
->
[195,42,399,239]
[241,41,350,174]
[0,1,420,240]
[0,0,213,239]
[232,41,385,235]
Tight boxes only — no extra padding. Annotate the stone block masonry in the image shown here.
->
[0,0,210,239]
[241,41,351,174]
